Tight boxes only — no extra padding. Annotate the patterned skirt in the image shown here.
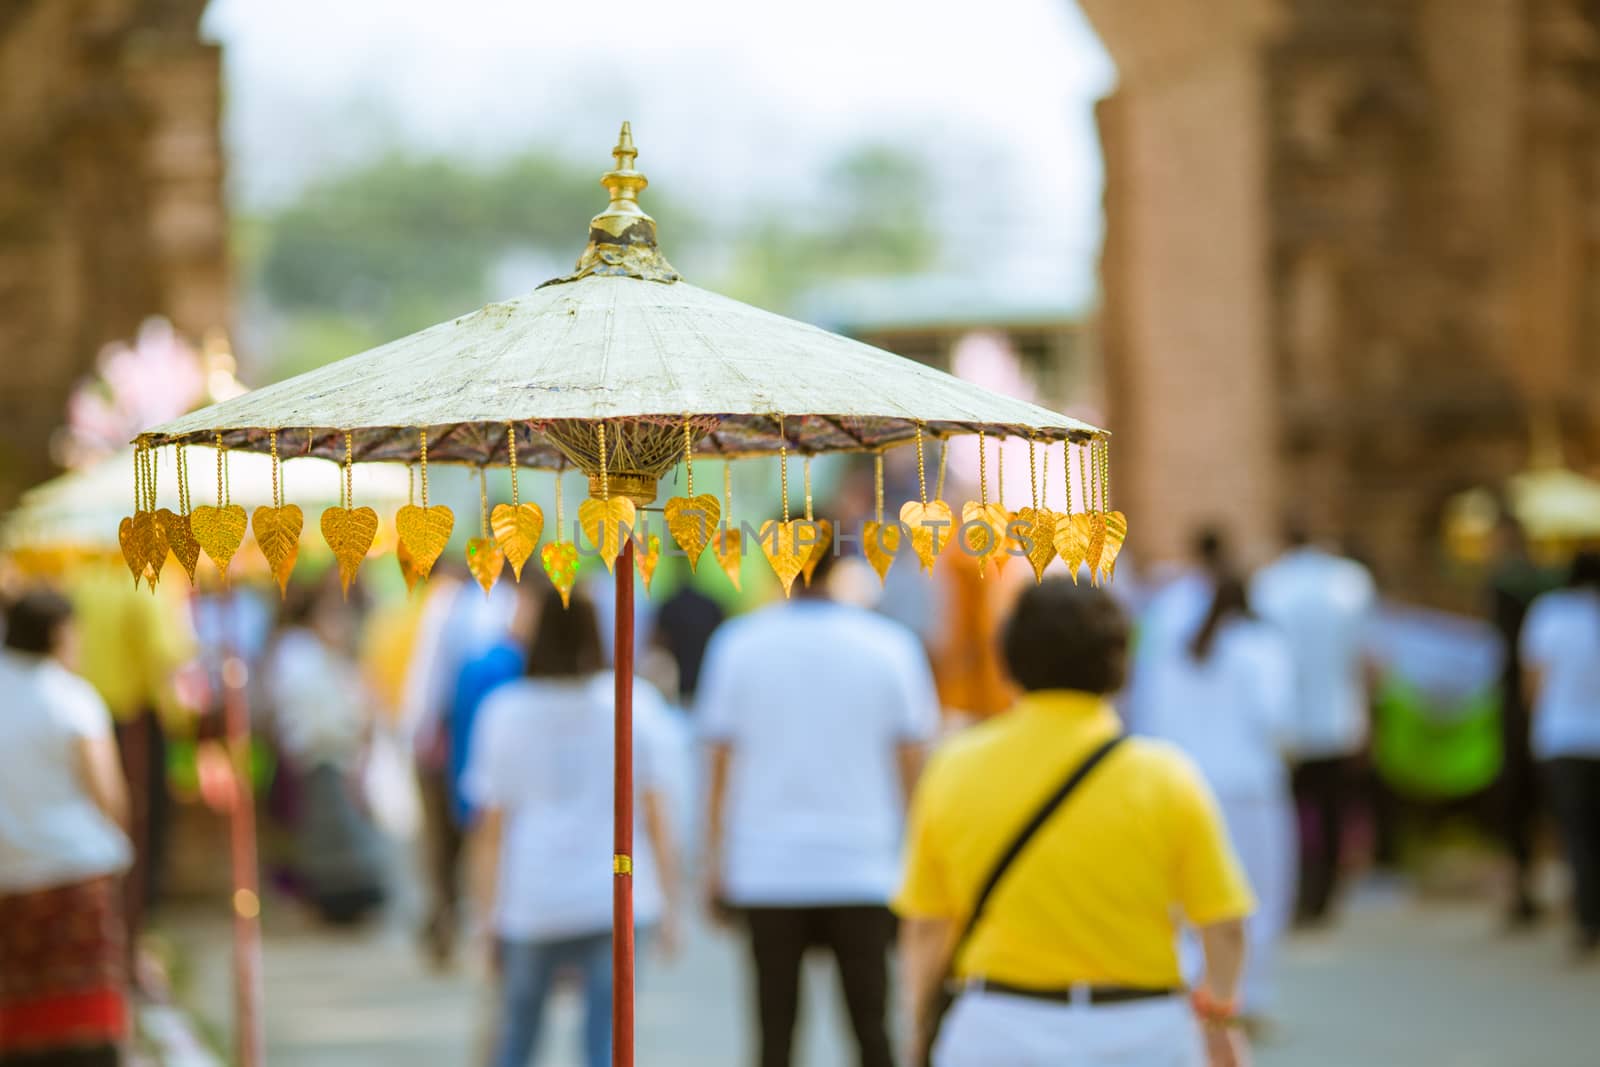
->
[0,875,127,1060]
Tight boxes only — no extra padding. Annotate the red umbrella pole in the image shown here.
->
[612,537,636,1067]
[222,627,263,1067]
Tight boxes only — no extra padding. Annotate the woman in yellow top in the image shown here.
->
[896,579,1253,1067]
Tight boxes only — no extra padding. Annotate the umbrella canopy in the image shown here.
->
[143,124,1102,481]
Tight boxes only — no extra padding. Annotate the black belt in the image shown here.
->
[955,978,1180,1006]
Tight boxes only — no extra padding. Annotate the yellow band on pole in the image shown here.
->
[613,854,633,875]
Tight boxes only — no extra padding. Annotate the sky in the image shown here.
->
[202,0,1117,304]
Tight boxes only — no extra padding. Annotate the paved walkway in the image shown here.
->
[166,882,1600,1066]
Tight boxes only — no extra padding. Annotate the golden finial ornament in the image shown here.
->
[544,121,680,286]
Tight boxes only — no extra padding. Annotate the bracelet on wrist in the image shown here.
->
[1190,988,1239,1026]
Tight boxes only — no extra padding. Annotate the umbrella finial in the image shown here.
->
[541,123,681,288]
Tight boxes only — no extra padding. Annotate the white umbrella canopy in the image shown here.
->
[142,123,1103,486]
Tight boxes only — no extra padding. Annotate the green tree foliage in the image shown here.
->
[243,141,937,376]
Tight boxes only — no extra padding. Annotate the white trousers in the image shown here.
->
[934,990,1204,1067]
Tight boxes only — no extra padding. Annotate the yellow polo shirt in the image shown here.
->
[895,690,1254,989]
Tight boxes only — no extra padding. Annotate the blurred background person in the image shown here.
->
[1142,575,1296,1022]
[465,589,682,1067]
[897,580,1252,1067]
[698,550,939,1067]
[650,582,725,707]
[1252,522,1377,927]
[0,592,133,1067]
[1486,514,1560,928]
[1127,526,1230,736]
[1521,550,1600,961]
[263,577,387,925]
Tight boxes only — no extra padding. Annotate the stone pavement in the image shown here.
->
[163,882,1600,1067]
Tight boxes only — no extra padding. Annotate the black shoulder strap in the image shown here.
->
[949,733,1126,965]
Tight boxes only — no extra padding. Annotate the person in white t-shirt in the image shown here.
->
[1142,575,1296,1016]
[1250,527,1376,925]
[1520,551,1600,959]
[698,550,940,1067]
[465,589,680,1067]
[0,591,132,1062]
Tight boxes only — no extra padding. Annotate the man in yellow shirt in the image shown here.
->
[896,579,1253,1067]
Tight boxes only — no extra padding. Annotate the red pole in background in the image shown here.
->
[221,624,263,1067]
[612,537,636,1067]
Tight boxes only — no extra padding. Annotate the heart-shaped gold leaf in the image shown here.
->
[713,526,742,591]
[320,506,379,595]
[490,502,543,582]
[899,500,954,573]
[758,519,807,597]
[157,509,201,586]
[1053,512,1093,583]
[465,536,504,595]
[862,519,900,585]
[664,494,720,572]
[191,504,248,578]
[1099,510,1128,583]
[396,504,455,583]
[118,516,145,588]
[800,519,833,587]
[1084,512,1107,585]
[540,541,580,608]
[396,539,422,595]
[635,530,662,593]
[961,501,1009,576]
[1015,507,1057,584]
[252,504,304,596]
[578,496,636,573]
[131,511,168,591]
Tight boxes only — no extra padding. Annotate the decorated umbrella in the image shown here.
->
[132,124,1124,1065]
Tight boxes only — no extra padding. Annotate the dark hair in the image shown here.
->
[1190,575,1254,662]
[1192,525,1229,573]
[3,591,74,656]
[1570,550,1600,591]
[1000,579,1130,695]
[526,589,604,678]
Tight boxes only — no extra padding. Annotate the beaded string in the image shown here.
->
[914,422,927,505]
[1063,439,1074,516]
[683,416,695,496]
[978,430,988,505]
[407,463,415,507]
[507,425,520,506]
[215,432,227,507]
[1099,438,1110,512]
[418,429,430,508]
[1079,439,1091,515]
[269,430,280,508]
[554,462,565,534]
[1040,438,1048,510]
[723,461,733,523]
[145,445,158,511]
[343,431,354,510]
[933,438,949,501]
[1028,437,1039,510]
[478,467,491,538]
[597,423,609,500]
[996,437,1005,510]
[176,443,190,516]
[777,415,790,523]
[803,456,814,522]
[873,453,885,524]
[133,444,144,513]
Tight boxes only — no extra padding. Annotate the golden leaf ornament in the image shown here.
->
[713,526,742,591]
[1015,507,1057,583]
[131,511,168,591]
[663,494,720,572]
[465,537,505,595]
[396,539,422,595]
[1084,512,1107,584]
[395,504,454,583]
[252,504,303,596]
[157,509,201,586]
[578,496,636,573]
[758,519,807,597]
[862,520,900,585]
[635,530,662,593]
[490,502,544,582]
[190,504,248,578]
[899,500,954,573]
[118,517,145,587]
[540,541,580,608]
[961,501,1009,576]
[800,519,833,587]
[1053,512,1093,584]
[1099,510,1128,583]
[320,506,379,595]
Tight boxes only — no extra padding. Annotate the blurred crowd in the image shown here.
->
[3,509,1599,1067]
